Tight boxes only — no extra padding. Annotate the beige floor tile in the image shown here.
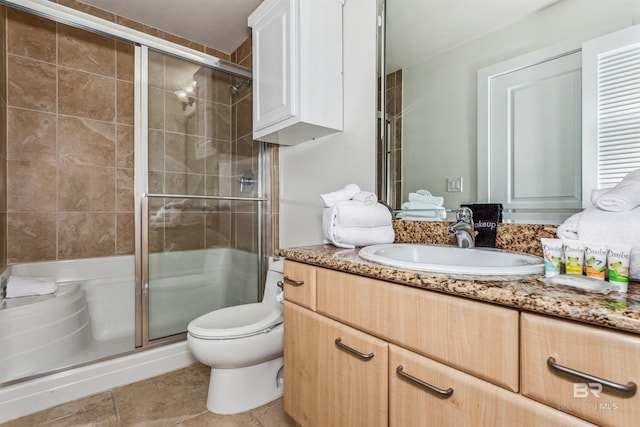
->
[175,411,262,427]
[0,364,295,427]
[112,364,210,426]
[1,391,118,427]
[250,399,296,427]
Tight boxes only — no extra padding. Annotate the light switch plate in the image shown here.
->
[447,177,463,192]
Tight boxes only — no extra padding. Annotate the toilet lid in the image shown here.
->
[187,303,283,339]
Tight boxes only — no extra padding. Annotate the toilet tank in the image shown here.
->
[262,259,284,310]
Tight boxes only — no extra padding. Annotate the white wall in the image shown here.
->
[279,0,378,248]
[402,0,640,209]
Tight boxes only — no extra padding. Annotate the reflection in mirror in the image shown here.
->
[378,0,640,223]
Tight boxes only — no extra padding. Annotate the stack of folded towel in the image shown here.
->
[5,276,57,298]
[395,189,446,221]
[321,184,394,249]
[558,168,640,280]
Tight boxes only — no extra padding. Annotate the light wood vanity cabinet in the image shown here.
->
[281,261,316,310]
[283,260,619,426]
[316,267,520,391]
[521,312,640,427]
[284,302,388,427]
[389,344,594,427]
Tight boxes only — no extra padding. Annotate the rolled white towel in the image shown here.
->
[6,276,57,298]
[325,200,392,228]
[352,191,377,206]
[408,190,444,207]
[590,188,609,206]
[557,207,640,280]
[592,169,640,212]
[320,184,361,208]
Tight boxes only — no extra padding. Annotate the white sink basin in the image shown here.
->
[358,244,544,275]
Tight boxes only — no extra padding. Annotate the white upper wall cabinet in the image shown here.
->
[248,0,344,145]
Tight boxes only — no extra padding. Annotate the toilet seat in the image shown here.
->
[188,303,283,340]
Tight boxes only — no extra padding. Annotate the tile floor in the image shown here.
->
[1,363,296,426]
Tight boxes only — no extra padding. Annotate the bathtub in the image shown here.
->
[0,248,259,423]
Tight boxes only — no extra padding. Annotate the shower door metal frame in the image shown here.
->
[136,46,266,347]
[1,0,261,349]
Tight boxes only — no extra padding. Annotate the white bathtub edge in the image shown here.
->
[0,341,196,423]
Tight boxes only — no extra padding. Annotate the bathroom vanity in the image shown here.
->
[277,223,640,427]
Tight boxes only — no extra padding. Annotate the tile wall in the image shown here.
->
[5,8,135,263]
[2,1,277,265]
[146,45,260,254]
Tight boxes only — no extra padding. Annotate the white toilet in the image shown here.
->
[187,259,285,415]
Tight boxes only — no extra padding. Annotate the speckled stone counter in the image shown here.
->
[276,221,640,335]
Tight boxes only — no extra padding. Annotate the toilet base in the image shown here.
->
[206,356,284,415]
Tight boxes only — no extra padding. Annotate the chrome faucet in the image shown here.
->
[448,207,475,248]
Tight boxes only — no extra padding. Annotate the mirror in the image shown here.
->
[378,0,640,222]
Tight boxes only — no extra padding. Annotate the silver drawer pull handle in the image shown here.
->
[396,365,454,398]
[334,338,374,360]
[547,357,637,396]
[283,276,305,286]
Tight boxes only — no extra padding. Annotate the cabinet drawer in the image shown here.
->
[284,302,388,427]
[283,260,316,310]
[389,344,594,427]
[521,313,640,427]
[317,268,519,391]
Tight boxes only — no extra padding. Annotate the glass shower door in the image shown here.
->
[143,49,262,342]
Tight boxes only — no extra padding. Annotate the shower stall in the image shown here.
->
[0,0,271,406]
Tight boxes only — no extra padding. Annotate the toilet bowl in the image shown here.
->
[187,259,285,415]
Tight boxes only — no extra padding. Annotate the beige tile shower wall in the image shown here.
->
[5,8,135,263]
[146,51,235,253]
[0,5,7,271]
[4,2,261,264]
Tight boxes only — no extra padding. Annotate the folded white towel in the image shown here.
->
[6,276,57,298]
[323,223,395,249]
[325,200,392,228]
[352,191,377,206]
[557,207,640,280]
[322,203,394,248]
[320,184,361,208]
[408,190,444,207]
[397,201,447,221]
[592,169,640,212]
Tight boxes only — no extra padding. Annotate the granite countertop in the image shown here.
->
[275,243,640,335]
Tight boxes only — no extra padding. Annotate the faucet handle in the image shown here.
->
[456,207,473,223]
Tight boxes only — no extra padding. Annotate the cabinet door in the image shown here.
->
[284,302,388,427]
[283,260,316,310]
[521,312,640,427]
[317,268,520,391]
[251,0,295,131]
[389,344,595,427]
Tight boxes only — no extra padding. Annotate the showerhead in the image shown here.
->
[230,79,252,96]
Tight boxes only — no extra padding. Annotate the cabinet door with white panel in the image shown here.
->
[248,0,343,145]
